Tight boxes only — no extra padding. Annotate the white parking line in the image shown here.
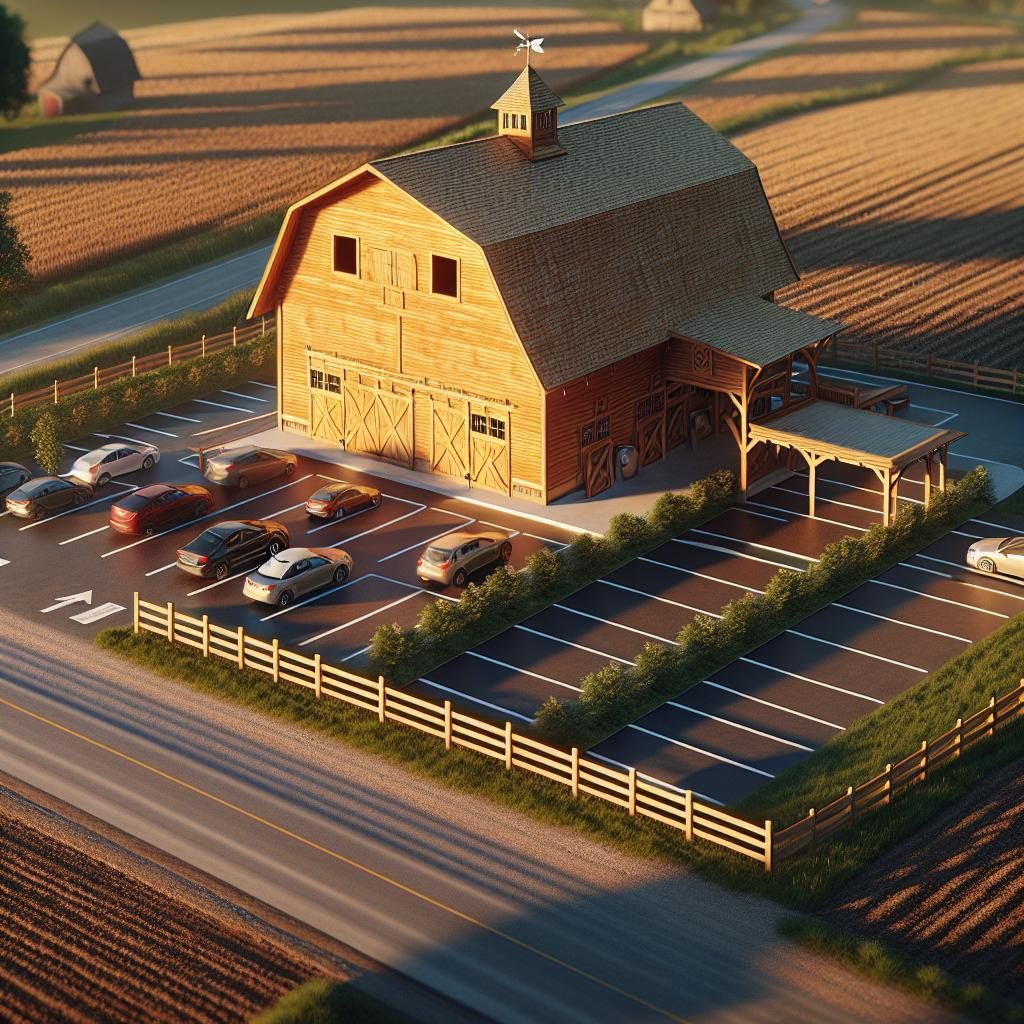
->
[93,432,155,448]
[513,624,633,665]
[816,475,924,506]
[596,577,721,617]
[674,537,812,572]
[970,517,1022,535]
[466,650,577,692]
[830,602,973,643]
[187,564,258,597]
[377,517,475,562]
[221,389,267,403]
[332,507,427,550]
[865,577,1008,619]
[248,380,277,390]
[192,412,276,437]
[153,411,202,424]
[145,563,176,577]
[58,524,110,545]
[909,554,1024,599]
[179,455,201,468]
[732,505,790,524]
[63,444,90,452]
[747,499,869,533]
[552,602,676,644]
[259,501,306,521]
[738,657,885,704]
[101,474,314,557]
[124,421,178,438]
[260,574,366,621]
[690,529,818,564]
[524,532,568,549]
[770,485,876,516]
[588,751,723,806]
[419,678,534,722]
[298,592,421,646]
[18,487,138,531]
[638,554,762,593]
[342,644,372,663]
[306,503,377,535]
[663,702,814,752]
[786,629,927,672]
[701,680,846,731]
[193,398,251,413]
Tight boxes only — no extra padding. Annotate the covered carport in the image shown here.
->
[748,401,966,526]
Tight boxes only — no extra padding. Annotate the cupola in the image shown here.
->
[491,65,566,161]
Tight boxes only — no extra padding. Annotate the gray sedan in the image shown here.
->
[243,547,353,607]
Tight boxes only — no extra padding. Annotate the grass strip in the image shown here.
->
[252,977,416,1024]
[777,915,1024,1023]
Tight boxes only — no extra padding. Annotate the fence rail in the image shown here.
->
[134,596,774,869]
[824,338,1022,396]
[7,319,269,417]
[773,680,1024,862]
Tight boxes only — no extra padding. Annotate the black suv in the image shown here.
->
[176,519,289,580]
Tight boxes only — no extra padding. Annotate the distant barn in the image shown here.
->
[642,0,716,33]
[38,22,140,117]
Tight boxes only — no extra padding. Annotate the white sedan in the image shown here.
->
[69,442,160,487]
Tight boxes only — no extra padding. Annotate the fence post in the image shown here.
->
[954,719,963,759]
[444,700,452,750]
[920,739,929,782]
[237,625,245,669]
[505,721,513,770]
[627,767,637,816]
[232,325,237,347]
[684,789,693,842]
[132,356,137,378]
[271,638,280,683]
[262,315,266,335]
[808,807,816,851]
[94,366,99,390]
[847,785,855,822]
[133,591,140,634]
[571,747,580,797]
[884,763,893,804]
[53,379,59,404]
[166,601,174,643]
[202,335,207,358]
[202,614,210,657]
[168,344,173,367]
[987,694,996,736]
[8,393,13,418]
[314,653,322,699]
[378,676,386,723]
[764,820,773,874]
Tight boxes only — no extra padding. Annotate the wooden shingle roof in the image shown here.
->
[490,66,564,112]
[672,296,842,368]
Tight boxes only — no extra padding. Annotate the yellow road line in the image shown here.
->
[0,693,689,1024]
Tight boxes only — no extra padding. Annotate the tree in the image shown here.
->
[0,191,30,295]
[31,411,64,475]
[0,5,30,120]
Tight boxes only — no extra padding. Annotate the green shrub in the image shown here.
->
[526,546,563,599]
[30,411,63,474]
[649,490,694,534]
[606,511,654,554]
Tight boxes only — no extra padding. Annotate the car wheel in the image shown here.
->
[214,562,229,581]
[237,475,249,490]
[32,507,45,520]
[334,505,345,520]
[374,494,382,507]
[278,590,295,608]
[268,538,284,556]
[333,564,350,584]
[500,541,513,564]
[142,455,155,470]
[284,463,296,477]
[97,473,111,487]
[977,557,996,573]
[453,568,468,587]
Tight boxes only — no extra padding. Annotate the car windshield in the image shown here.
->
[309,486,342,501]
[258,555,294,580]
[188,528,232,553]
[423,546,451,565]
[19,479,52,496]
[115,493,153,511]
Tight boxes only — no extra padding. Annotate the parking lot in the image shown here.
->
[0,378,577,666]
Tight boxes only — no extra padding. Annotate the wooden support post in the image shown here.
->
[847,785,856,822]
[201,335,206,357]
[237,625,245,669]
[571,747,580,797]
[133,592,140,634]
[808,454,818,519]
[202,614,210,657]
[131,356,137,378]
[168,344,173,367]
[923,452,932,511]
[53,380,59,404]
[94,367,99,390]
[444,700,452,750]
[627,767,637,816]
[505,721,513,770]
[314,653,322,699]
[884,764,893,804]
[954,719,963,758]
[271,638,280,683]
[684,789,693,842]
[378,676,386,723]
[987,694,996,737]
[166,601,174,642]
[939,446,947,492]
[764,820,773,873]
[920,739,929,782]
[882,467,891,527]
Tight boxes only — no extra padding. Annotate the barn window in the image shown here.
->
[325,373,341,394]
[489,417,506,440]
[503,112,509,129]
[520,114,527,129]
[431,254,459,298]
[471,413,488,434]
[309,368,325,390]
[534,110,552,131]
[580,416,610,447]
[333,235,358,275]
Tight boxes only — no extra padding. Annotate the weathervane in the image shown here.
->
[513,29,545,67]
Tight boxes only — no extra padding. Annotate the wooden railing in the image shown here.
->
[773,680,1024,863]
[7,318,270,417]
[823,337,1022,396]
[133,596,775,870]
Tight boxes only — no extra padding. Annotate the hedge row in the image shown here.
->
[534,466,995,747]
[368,470,737,683]
[1,330,275,468]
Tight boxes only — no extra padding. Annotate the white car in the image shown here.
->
[69,442,160,487]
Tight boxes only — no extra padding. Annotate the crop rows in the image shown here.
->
[0,811,311,1023]
[8,6,644,280]
[736,57,1024,369]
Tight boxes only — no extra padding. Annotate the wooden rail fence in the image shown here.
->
[7,318,269,417]
[824,338,1022,396]
[773,680,1024,862]
[133,596,775,869]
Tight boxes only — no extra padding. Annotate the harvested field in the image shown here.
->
[824,756,1024,1001]
[0,805,314,1023]
[681,9,1020,127]
[738,57,1024,369]
[8,7,644,280]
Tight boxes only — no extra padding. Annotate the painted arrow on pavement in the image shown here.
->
[70,603,127,625]
[41,591,93,613]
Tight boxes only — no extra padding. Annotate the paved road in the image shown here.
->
[0,0,844,379]
[0,615,954,1024]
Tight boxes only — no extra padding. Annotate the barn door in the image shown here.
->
[310,390,344,444]
[343,378,413,467]
[582,438,614,497]
[344,379,378,455]
[430,399,469,479]
[637,414,666,466]
[470,408,510,494]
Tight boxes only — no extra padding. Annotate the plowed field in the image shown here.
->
[0,809,312,1023]
[740,57,1024,369]
[825,756,1024,1000]
[8,6,643,280]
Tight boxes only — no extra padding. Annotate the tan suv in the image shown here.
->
[417,530,512,587]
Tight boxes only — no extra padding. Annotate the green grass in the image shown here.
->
[251,977,416,1024]
[0,109,134,154]
[778,916,1024,1023]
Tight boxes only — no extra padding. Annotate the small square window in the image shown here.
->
[333,235,358,275]
[502,112,509,129]
[489,417,505,440]
[431,254,459,298]
[309,368,325,390]
[326,373,341,394]
[471,413,488,434]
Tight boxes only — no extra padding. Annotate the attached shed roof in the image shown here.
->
[671,295,842,368]
[748,401,965,470]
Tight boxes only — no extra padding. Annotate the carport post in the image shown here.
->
[314,653,322,699]
[166,601,174,643]
[378,676,386,723]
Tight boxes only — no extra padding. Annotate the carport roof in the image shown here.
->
[748,401,965,469]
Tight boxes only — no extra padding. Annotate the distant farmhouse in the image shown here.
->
[642,0,716,33]
[250,64,962,518]
[38,22,140,117]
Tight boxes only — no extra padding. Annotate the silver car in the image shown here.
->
[203,445,297,489]
[69,442,159,486]
[417,529,512,587]
[966,537,1024,579]
[243,546,353,607]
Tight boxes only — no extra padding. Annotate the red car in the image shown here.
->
[109,483,214,536]
[305,483,381,519]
